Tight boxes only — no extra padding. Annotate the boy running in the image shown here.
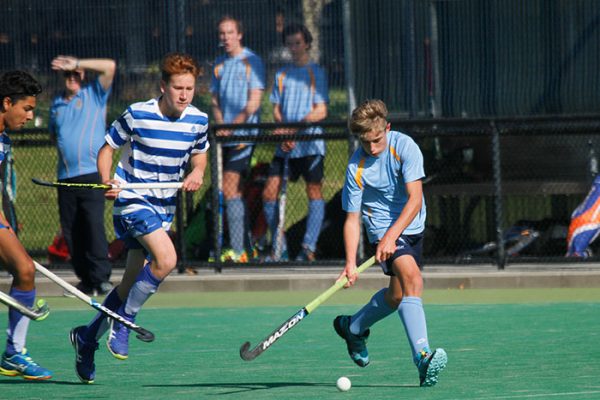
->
[0,71,51,380]
[334,99,447,387]
[69,52,209,384]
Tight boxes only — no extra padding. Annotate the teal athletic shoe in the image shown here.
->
[417,348,448,387]
[107,318,130,360]
[70,326,98,384]
[0,349,52,380]
[333,315,370,367]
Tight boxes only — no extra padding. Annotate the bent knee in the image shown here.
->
[13,260,36,287]
[152,254,178,277]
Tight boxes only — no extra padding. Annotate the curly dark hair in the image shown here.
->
[0,70,42,107]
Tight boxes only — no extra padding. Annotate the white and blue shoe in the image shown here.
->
[0,348,52,380]
[70,326,98,384]
[417,348,447,387]
[107,318,131,360]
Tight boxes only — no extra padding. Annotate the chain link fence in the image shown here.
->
[10,115,600,269]
[2,0,600,268]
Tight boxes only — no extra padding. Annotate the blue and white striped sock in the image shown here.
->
[119,264,162,320]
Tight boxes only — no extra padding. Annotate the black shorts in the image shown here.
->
[370,233,424,276]
[223,145,254,174]
[267,155,324,183]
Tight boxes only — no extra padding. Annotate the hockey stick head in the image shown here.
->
[135,328,155,343]
[239,341,257,361]
[31,178,55,187]
[33,299,50,321]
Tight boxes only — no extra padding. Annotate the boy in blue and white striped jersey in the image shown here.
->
[69,53,209,384]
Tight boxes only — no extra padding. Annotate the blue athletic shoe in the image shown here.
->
[70,326,98,384]
[333,315,370,367]
[0,349,52,380]
[107,318,131,360]
[417,348,448,387]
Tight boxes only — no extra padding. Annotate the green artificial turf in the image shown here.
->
[1,289,600,399]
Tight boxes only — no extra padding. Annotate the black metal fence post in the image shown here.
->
[490,120,506,269]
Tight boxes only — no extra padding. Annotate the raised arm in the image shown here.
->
[51,55,116,91]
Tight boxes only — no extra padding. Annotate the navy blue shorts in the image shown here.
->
[267,155,324,183]
[223,145,253,174]
[370,233,424,276]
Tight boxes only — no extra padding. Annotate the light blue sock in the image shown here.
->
[349,288,395,335]
[398,296,430,363]
[84,288,123,342]
[226,197,246,254]
[5,288,34,355]
[263,199,287,253]
[119,264,162,320]
[263,200,278,240]
[303,199,325,252]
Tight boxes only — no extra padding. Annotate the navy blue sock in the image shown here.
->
[84,288,123,342]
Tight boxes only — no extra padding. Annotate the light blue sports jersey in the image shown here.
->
[270,62,329,158]
[342,130,426,243]
[49,78,111,179]
[105,98,209,230]
[210,48,265,145]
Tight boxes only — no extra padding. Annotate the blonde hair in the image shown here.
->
[349,99,388,137]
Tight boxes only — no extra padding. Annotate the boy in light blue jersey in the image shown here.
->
[211,15,265,262]
[0,71,51,380]
[334,99,447,387]
[49,55,116,296]
[69,53,209,384]
[263,23,328,262]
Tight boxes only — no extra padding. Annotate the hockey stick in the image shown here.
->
[33,262,155,342]
[272,154,290,261]
[240,256,376,361]
[216,142,224,258]
[0,291,49,321]
[32,178,183,191]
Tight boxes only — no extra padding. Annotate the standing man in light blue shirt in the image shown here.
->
[263,23,328,262]
[49,55,116,296]
[210,15,265,262]
[334,99,447,387]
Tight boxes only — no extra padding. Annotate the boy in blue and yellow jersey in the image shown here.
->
[0,71,52,380]
[334,99,447,387]
[211,15,265,262]
[69,53,209,384]
[263,23,328,262]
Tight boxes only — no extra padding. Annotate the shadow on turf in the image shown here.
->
[145,382,417,394]
[0,379,83,386]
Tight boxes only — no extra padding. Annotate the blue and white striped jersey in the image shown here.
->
[0,132,10,165]
[105,98,209,229]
